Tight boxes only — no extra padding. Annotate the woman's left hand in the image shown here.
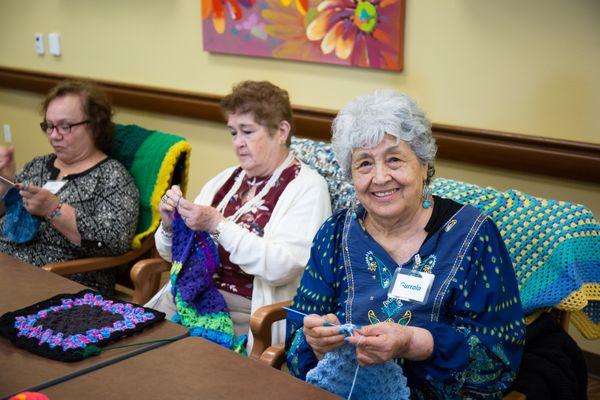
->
[18,183,60,218]
[177,198,224,233]
[347,322,415,366]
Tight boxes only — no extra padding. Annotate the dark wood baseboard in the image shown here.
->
[0,66,598,183]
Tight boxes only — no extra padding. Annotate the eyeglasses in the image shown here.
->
[40,120,89,135]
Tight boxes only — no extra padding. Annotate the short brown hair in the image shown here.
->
[220,81,294,145]
[42,80,114,154]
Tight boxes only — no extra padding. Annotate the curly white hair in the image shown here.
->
[332,89,437,182]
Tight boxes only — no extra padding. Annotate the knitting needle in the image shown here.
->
[0,175,15,187]
[282,306,336,326]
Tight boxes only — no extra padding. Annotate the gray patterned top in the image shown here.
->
[0,154,139,294]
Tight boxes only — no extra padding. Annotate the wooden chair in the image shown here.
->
[42,124,191,293]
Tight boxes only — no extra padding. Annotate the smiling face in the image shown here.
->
[351,134,428,222]
[44,94,98,164]
[227,112,289,177]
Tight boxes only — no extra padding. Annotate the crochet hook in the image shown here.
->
[0,175,15,187]
[282,306,336,326]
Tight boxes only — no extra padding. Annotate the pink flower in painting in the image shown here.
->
[306,0,400,69]
[262,0,324,59]
[202,0,256,34]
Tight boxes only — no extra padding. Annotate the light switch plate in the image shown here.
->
[3,124,12,144]
[48,32,61,56]
[35,33,44,55]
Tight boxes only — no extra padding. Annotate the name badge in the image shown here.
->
[42,180,67,194]
[388,268,435,304]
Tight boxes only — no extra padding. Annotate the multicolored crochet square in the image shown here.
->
[0,290,165,362]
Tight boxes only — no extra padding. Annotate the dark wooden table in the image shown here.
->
[0,254,188,398]
[41,337,340,399]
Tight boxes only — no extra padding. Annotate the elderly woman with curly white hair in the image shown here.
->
[285,90,525,398]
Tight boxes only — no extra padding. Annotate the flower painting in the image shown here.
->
[202,0,405,70]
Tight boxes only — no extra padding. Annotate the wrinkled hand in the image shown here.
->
[346,322,415,366]
[158,185,183,228]
[303,314,345,360]
[19,183,59,218]
[0,146,16,186]
[177,198,223,233]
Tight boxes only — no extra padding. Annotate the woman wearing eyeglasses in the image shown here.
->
[0,80,139,295]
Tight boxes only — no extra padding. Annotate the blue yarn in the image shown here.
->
[306,324,410,400]
[2,187,41,244]
[189,326,235,348]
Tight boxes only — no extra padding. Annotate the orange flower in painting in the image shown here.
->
[306,0,399,69]
[278,0,309,15]
[262,0,323,60]
[202,0,255,34]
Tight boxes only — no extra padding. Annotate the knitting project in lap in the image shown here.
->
[306,324,410,400]
[170,213,246,352]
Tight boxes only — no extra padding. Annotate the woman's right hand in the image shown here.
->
[0,147,15,188]
[303,313,345,360]
[158,185,183,228]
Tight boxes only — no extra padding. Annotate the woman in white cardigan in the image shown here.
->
[147,81,331,348]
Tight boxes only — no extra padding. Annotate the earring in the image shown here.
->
[421,181,432,209]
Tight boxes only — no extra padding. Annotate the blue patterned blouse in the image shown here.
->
[286,204,525,399]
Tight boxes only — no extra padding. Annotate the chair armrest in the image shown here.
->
[503,391,526,400]
[43,237,155,276]
[259,343,286,369]
[130,257,171,305]
[249,300,291,360]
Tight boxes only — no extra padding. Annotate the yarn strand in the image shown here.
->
[283,306,364,400]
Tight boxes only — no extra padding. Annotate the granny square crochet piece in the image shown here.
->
[169,213,245,352]
[0,290,165,362]
[306,343,410,400]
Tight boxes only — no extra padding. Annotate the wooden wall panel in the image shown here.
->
[1,66,598,183]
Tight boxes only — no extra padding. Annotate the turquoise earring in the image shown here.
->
[422,181,432,209]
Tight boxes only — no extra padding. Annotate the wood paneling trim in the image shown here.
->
[1,66,598,183]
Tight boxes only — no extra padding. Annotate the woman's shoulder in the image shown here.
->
[97,158,134,179]
[315,209,348,237]
[24,153,54,168]
[295,161,330,190]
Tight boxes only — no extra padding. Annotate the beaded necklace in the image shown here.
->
[215,152,294,223]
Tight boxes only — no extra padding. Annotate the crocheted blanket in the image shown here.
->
[169,213,246,353]
[0,290,164,362]
[111,124,191,249]
[431,178,600,339]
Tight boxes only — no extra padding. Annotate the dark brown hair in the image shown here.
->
[42,80,114,154]
[220,81,294,145]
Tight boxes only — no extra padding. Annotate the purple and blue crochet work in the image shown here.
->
[169,213,246,352]
[306,324,410,400]
[0,290,164,362]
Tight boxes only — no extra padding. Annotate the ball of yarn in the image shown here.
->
[9,392,50,400]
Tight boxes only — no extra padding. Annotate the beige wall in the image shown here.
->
[0,0,598,351]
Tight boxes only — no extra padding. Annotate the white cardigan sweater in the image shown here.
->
[150,162,331,346]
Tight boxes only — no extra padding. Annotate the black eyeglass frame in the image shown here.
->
[40,120,90,135]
